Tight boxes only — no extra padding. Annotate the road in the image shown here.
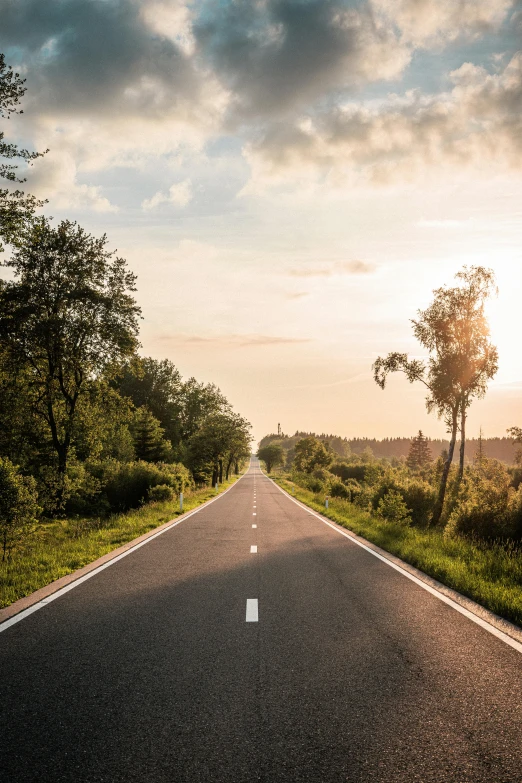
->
[1,460,521,782]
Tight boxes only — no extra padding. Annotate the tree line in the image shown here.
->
[0,55,251,559]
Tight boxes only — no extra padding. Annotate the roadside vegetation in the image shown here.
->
[0,54,251,606]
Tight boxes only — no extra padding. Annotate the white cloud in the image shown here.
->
[141,179,193,210]
[370,0,513,46]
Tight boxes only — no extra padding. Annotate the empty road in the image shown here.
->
[1,460,521,782]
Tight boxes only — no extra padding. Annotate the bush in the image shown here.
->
[0,458,40,560]
[330,462,366,483]
[401,480,437,528]
[148,484,175,502]
[445,459,515,540]
[377,490,412,525]
[329,479,350,499]
[86,460,193,512]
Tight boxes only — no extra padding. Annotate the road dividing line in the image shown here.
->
[246,599,258,622]
[253,512,257,515]
[252,524,257,528]
[250,545,257,553]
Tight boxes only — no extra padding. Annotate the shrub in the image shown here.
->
[377,490,412,525]
[445,459,514,540]
[330,462,366,483]
[329,479,350,499]
[148,484,175,502]
[401,480,437,528]
[0,458,40,560]
[86,460,192,512]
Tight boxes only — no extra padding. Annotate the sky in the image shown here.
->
[1,0,522,444]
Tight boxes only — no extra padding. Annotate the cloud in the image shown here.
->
[157,332,312,348]
[141,179,193,210]
[370,0,513,46]
[194,0,410,122]
[288,260,376,277]
[245,52,522,185]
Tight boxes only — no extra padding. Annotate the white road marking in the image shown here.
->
[267,475,522,655]
[246,599,258,622]
[0,471,250,634]
[253,513,256,515]
[252,524,257,528]
[250,545,257,553]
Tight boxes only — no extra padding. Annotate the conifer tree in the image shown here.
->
[406,431,432,471]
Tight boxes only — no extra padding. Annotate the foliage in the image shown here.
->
[0,457,40,560]
[0,53,47,250]
[148,484,175,502]
[130,406,173,462]
[257,442,285,473]
[89,460,192,512]
[377,489,412,525]
[407,430,432,471]
[293,436,332,474]
[0,218,141,506]
[329,479,350,499]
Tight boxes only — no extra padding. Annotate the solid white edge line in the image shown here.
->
[246,598,258,622]
[0,470,249,634]
[267,475,522,655]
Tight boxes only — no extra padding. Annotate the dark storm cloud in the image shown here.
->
[193,0,408,122]
[0,0,201,117]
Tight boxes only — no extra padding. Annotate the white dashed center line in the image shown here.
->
[250,545,257,553]
[253,512,256,515]
[246,599,258,622]
[252,524,257,528]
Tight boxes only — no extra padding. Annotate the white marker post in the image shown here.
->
[325,496,329,509]
[179,492,183,513]
[215,481,219,492]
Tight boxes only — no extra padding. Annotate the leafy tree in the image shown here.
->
[112,357,183,446]
[377,489,412,525]
[406,431,432,471]
[0,456,40,560]
[413,266,497,480]
[294,437,332,474]
[258,442,284,473]
[0,53,46,250]
[130,406,173,462]
[374,266,498,526]
[187,411,250,485]
[507,427,522,466]
[0,218,141,506]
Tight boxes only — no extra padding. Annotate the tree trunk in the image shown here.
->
[219,459,223,483]
[235,461,239,474]
[458,402,466,481]
[212,467,218,486]
[431,409,458,526]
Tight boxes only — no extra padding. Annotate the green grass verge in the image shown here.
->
[0,476,241,609]
[273,475,522,628]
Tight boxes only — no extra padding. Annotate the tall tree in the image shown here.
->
[0,53,46,250]
[294,437,332,474]
[406,431,432,471]
[258,442,285,473]
[413,266,498,480]
[0,219,141,506]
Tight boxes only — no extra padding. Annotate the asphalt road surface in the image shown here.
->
[1,460,521,782]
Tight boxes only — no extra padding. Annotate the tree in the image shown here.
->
[0,53,46,250]
[507,427,522,466]
[0,456,40,560]
[294,437,332,474]
[413,266,498,480]
[112,357,183,446]
[374,266,498,525]
[406,431,432,471]
[187,412,251,485]
[258,442,285,473]
[0,219,141,506]
[130,406,173,462]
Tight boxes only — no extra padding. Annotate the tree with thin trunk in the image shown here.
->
[412,266,498,481]
[0,218,141,507]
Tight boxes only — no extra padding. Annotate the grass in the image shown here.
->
[0,476,240,609]
[273,475,522,628]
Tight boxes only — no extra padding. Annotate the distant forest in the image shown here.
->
[260,431,519,465]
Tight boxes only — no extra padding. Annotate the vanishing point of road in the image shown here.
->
[1,460,521,782]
